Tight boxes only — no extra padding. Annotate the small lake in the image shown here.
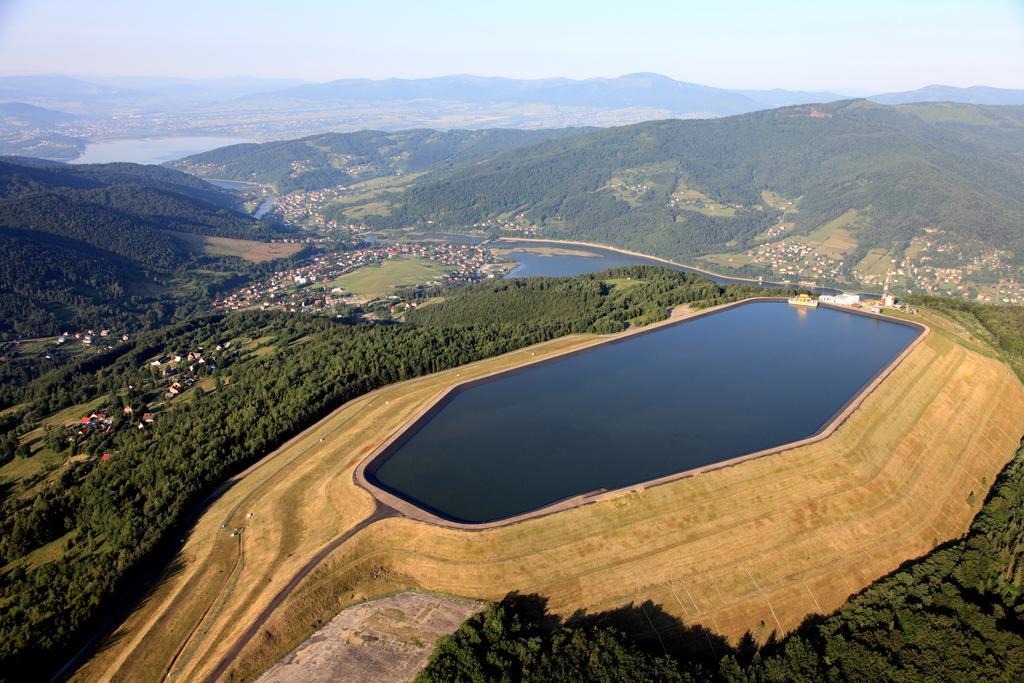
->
[499,242,698,279]
[366,301,921,523]
[206,179,263,191]
[496,240,822,291]
[72,136,252,165]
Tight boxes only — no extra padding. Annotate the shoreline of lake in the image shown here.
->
[359,298,926,526]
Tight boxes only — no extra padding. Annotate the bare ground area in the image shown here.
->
[255,592,481,683]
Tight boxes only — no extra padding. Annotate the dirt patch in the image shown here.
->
[256,592,481,683]
[170,232,303,263]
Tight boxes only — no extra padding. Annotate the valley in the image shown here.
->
[3,67,1024,683]
[172,101,1024,303]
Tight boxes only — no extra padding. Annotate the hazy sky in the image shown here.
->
[1,0,1022,91]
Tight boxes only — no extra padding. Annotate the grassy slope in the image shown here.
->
[76,306,1024,682]
[169,232,304,264]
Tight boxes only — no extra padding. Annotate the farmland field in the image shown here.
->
[795,209,861,256]
[171,232,305,263]
[326,257,454,298]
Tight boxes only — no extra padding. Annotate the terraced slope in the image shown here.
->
[75,308,1024,682]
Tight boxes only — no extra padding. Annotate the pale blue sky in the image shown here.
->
[1,0,1021,91]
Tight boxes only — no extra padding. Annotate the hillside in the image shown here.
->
[0,270,764,676]
[168,128,587,193]
[253,73,847,117]
[352,101,1024,289]
[0,158,293,335]
[0,103,78,127]
[871,84,1024,106]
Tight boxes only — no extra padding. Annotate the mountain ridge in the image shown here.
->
[0,158,291,334]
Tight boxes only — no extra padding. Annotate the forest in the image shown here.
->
[353,101,1024,269]
[0,267,772,676]
[0,158,297,336]
[407,265,773,332]
[168,127,583,193]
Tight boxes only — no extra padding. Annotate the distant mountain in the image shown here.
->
[871,85,1024,106]
[0,75,133,101]
[0,75,309,106]
[169,127,588,193]
[0,103,79,127]
[0,76,147,114]
[733,88,852,109]
[347,101,1024,273]
[84,75,309,102]
[0,158,290,335]
[250,73,849,116]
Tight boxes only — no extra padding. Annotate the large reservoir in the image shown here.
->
[366,301,922,523]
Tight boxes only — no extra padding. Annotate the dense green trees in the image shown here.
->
[419,595,699,682]
[408,265,774,332]
[360,101,1024,266]
[0,157,297,336]
[169,128,584,193]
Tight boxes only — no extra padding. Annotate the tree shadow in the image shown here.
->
[564,599,730,666]
[500,591,562,634]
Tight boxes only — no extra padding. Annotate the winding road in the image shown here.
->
[202,502,399,682]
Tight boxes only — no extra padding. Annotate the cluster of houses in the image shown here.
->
[64,406,155,465]
[149,349,217,399]
[271,186,378,233]
[77,411,114,435]
[846,238,1024,304]
[745,227,1024,305]
[747,240,846,282]
[56,329,130,348]
[469,213,541,236]
[66,344,228,454]
[214,241,494,313]
[756,214,795,242]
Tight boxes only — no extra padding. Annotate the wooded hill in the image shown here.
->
[372,101,1024,267]
[0,158,293,336]
[0,267,774,676]
[168,128,586,193]
[171,101,1024,275]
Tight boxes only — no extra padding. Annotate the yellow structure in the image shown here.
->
[787,293,818,307]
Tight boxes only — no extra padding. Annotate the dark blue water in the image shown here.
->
[503,248,667,279]
[497,241,835,292]
[367,301,920,523]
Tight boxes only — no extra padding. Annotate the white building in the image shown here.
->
[818,293,861,306]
